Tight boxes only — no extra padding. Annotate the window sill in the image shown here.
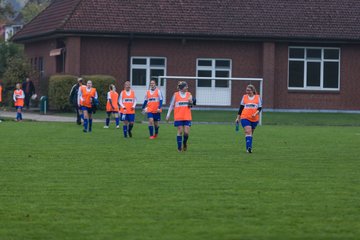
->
[287,89,340,94]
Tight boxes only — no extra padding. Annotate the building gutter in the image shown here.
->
[11,30,360,45]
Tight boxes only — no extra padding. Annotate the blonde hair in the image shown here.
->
[246,84,257,95]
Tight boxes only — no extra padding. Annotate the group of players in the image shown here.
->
[76,78,262,153]
[76,79,195,152]
[10,78,262,153]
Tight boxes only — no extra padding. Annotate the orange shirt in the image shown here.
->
[120,90,136,114]
[106,90,119,112]
[240,94,261,122]
[0,85,2,102]
[80,87,97,108]
[13,89,25,107]
[174,92,192,121]
[146,88,162,113]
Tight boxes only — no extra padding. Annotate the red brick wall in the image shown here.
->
[26,36,360,111]
[24,39,57,95]
[80,37,129,87]
[79,37,263,106]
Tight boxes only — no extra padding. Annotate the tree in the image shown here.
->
[0,0,15,22]
[0,39,23,77]
[21,0,50,24]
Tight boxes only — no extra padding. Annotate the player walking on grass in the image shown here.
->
[104,84,120,129]
[166,81,194,152]
[235,84,262,153]
[13,83,25,122]
[119,81,137,138]
[78,80,98,133]
[142,80,163,139]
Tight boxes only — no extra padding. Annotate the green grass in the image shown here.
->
[0,115,360,239]
[50,109,360,126]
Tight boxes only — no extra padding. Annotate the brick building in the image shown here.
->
[12,0,360,111]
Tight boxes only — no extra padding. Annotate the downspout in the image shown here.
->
[127,34,134,81]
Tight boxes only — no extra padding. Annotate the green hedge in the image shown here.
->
[48,75,78,111]
[48,74,116,111]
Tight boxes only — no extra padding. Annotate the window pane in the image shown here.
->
[306,62,321,87]
[215,80,229,88]
[198,60,212,67]
[197,70,211,87]
[215,70,229,88]
[324,49,339,60]
[132,58,146,65]
[198,79,212,87]
[150,69,165,86]
[323,62,339,88]
[150,58,165,66]
[306,49,321,59]
[215,60,230,68]
[289,61,304,87]
[289,48,305,58]
[132,69,146,86]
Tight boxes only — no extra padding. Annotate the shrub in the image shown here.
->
[48,75,77,111]
[48,74,116,111]
[1,56,37,107]
[81,75,116,110]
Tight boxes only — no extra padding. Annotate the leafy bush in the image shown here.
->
[48,75,77,111]
[1,55,36,107]
[48,74,116,111]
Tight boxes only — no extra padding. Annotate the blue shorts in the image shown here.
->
[174,120,192,127]
[241,119,258,129]
[15,106,23,110]
[80,106,94,114]
[147,112,161,121]
[121,113,135,122]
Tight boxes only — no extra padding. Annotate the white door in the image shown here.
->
[196,59,231,106]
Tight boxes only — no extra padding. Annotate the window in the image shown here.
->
[288,47,340,90]
[196,59,231,88]
[131,57,166,86]
[38,57,44,79]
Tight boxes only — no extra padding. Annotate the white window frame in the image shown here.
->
[130,57,167,88]
[288,47,340,91]
[196,58,232,88]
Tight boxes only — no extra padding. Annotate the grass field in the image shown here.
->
[0,113,360,239]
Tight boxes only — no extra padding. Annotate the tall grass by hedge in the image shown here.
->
[48,74,116,111]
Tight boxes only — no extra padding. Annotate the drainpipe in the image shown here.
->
[127,34,133,81]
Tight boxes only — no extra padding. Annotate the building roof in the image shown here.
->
[12,0,360,43]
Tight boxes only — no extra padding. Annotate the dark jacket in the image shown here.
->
[69,83,80,106]
[22,81,35,96]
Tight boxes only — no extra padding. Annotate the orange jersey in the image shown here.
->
[146,88,162,113]
[106,90,119,112]
[80,87,97,108]
[240,94,261,122]
[174,92,192,121]
[0,85,2,102]
[120,90,136,114]
[13,89,25,107]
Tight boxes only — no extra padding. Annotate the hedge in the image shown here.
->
[48,75,78,111]
[48,74,116,111]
